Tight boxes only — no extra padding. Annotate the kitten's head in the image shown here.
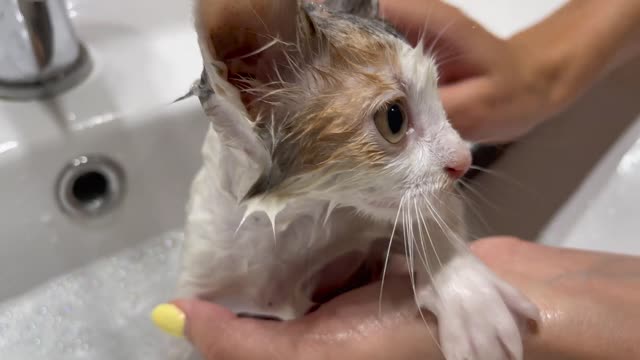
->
[195,0,470,221]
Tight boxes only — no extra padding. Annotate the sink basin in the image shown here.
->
[1,0,639,358]
[0,0,205,302]
[0,98,207,302]
[539,111,640,255]
[0,0,207,357]
[0,94,207,358]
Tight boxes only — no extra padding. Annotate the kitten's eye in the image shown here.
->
[374,103,408,144]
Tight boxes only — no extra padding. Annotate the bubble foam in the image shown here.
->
[0,231,183,359]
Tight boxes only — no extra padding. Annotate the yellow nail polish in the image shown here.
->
[151,304,186,338]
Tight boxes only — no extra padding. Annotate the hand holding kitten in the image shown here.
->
[154,237,640,360]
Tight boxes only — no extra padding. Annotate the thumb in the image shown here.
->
[151,300,299,360]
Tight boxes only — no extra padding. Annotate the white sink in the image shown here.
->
[539,114,640,255]
[0,0,638,358]
[0,0,205,302]
[0,0,207,357]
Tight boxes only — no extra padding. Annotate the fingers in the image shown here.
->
[379,0,463,44]
[152,300,300,360]
[379,0,492,53]
[439,78,495,141]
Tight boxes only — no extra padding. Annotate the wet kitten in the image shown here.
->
[174,1,539,359]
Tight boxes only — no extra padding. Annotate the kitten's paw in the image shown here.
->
[417,256,539,360]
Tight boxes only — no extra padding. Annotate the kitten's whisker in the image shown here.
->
[451,187,494,235]
[379,194,405,316]
[429,193,466,233]
[415,199,443,269]
[431,191,489,239]
[407,197,440,351]
[457,179,502,212]
[468,165,537,195]
[422,192,469,253]
[413,199,433,272]
[420,191,456,242]
[420,192,459,271]
[413,199,444,306]
[404,200,414,283]
[439,189,464,199]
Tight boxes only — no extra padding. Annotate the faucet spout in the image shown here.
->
[0,0,91,100]
[19,0,55,69]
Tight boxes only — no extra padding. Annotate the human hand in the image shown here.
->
[151,237,640,359]
[378,0,558,144]
[471,237,640,359]
[379,0,640,144]
[153,273,443,360]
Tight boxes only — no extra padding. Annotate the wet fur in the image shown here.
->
[173,1,540,360]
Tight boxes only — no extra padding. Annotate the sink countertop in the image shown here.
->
[539,114,640,256]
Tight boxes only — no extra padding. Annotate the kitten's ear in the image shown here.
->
[193,0,313,178]
[322,0,379,18]
[195,0,312,110]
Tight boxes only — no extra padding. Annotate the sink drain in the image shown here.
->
[56,155,125,218]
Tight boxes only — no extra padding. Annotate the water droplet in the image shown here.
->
[39,306,48,315]
[34,338,41,345]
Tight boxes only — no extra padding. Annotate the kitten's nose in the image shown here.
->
[444,148,472,179]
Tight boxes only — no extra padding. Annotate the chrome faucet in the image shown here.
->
[0,0,91,100]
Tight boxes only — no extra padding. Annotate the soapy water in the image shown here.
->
[0,230,183,359]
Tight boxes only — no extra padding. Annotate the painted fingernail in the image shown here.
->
[151,303,186,338]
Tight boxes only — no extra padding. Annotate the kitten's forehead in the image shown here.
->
[306,3,437,90]
[306,3,408,45]
[400,45,439,92]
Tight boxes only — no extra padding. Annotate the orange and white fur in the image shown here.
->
[175,1,540,359]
